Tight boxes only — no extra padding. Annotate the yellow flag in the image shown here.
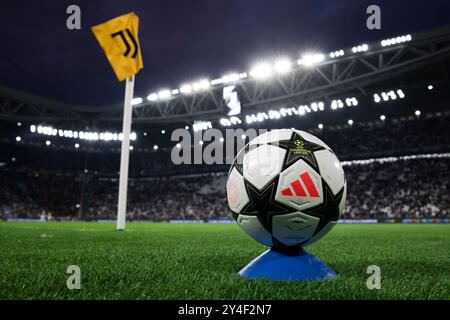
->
[92,12,143,81]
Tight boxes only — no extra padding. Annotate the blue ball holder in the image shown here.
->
[238,248,338,281]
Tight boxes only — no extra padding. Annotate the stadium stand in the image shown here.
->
[1,114,449,222]
[2,23,450,223]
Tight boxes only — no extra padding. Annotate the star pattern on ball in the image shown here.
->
[303,182,344,235]
[241,179,295,233]
[274,131,325,173]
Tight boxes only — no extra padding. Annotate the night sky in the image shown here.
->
[0,0,449,107]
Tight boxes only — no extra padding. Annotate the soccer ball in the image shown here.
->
[226,129,346,251]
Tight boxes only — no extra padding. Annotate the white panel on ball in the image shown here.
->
[275,160,323,211]
[237,214,273,246]
[249,129,292,145]
[314,149,345,195]
[303,221,337,246]
[272,212,320,246]
[294,130,332,151]
[226,167,250,213]
[243,144,286,190]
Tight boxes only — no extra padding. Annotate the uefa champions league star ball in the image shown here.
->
[226,129,346,251]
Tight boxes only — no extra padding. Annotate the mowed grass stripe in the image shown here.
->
[0,222,448,299]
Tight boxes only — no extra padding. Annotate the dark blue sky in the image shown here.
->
[0,0,449,106]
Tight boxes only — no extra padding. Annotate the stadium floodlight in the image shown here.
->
[349,97,358,106]
[45,140,51,146]
[415,110,421,116]
[161,130,166,134]
[158,90,171,99]
[352,44,368,53]
[298,106,306,115]
[16,136,21,142]
[176,143,181,149]
[171,89,180,95]
[17,122,21,127]
[231,116,241,125]
[219,137,224,143]
[387,90,396,100]
[397,89,405,98]
[147,93,158,101]
[331,100,338,110]
[381,34,412,47]
[199,79,210,90]
[220,118,227,126]
[30,125,36,133]
[428,85,434,90]
[192,79,210,91]
[380,115,386,121]
[241,134,246,140]
[153,145,159,150]
[180,84,193,94]
[199,140,204,145]
[221,73,240,84]
[193,121,212,132]
[373,93,381,103]
[381,92,389,101]
[318,123,324,129]
[184,126,189,130]
[74,143,80,149]
[348,119,354,125]
[131,97,143,105]
[297,53,325,67]
[274,58,292,74]
[345,98,352,107]
[250,63,273,79]
[129,146,134,151]
[246,115,252,124]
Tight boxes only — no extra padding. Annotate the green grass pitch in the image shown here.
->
[0,221,449,299]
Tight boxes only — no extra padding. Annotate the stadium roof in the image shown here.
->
[2,0,450,107]
[1,24,450,127]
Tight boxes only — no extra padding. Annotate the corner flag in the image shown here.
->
[92,12,143,81]
[92,13,144,230]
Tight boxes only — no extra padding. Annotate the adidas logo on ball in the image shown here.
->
[280,172,320,198]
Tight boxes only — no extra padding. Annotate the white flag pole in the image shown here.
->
[117,75,135,230]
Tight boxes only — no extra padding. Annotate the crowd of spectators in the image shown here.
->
[1,157,449,222]
[1,115,449,222]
